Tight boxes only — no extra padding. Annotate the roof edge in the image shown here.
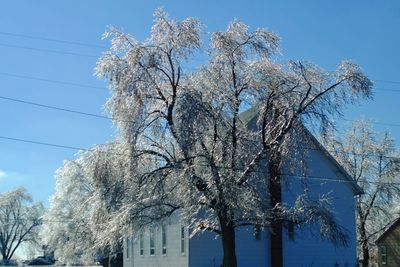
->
[302,126,364,196]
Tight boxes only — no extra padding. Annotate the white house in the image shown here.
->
[123,125,361,267]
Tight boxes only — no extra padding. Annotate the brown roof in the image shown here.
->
[375,217,400,244]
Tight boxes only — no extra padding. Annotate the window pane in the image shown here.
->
[150,228,155,255]
[139,231,144,256]
[126,237,130,258]
[162,224,167,255]
[181,226,185,254]
[380,245,387,264]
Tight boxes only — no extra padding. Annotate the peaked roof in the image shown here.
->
[375,217,400,244]
[238,107,363,196]
[302,126,363,195]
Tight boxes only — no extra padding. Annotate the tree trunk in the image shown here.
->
[110,251,123,267]
[359,221,369,267]
[102,256,109,267]
[362,244,369,267]
[220,220,237,267]
[269,155,283,267]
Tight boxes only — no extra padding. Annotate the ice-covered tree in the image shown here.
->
[94,9,374,267]
[0,187,43,262]
[43,142,132,266]
[323,120,400,267]
[42,159,96,265]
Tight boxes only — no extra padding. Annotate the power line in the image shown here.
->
[2,29,400,89]
[3,91,400,132]
[1,132,400,189]
[0,42,98,58]
[0,135,88,151]
[0,95,110,120]
[3,36,400,89]
[342,118,400,128]
[375,87,400,93]
[0,71,107,91]
[1,93,400,160]
[0,30,107,49]
[2,69,400,95]
[375,79,400,85]
[0,134,396,187]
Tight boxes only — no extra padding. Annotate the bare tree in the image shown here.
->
[323,120,400,267]
[0,187,43,262]
[90,9,373,267]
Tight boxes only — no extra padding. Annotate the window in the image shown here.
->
[287,222,294,241]
[162,224,167,255]
[380,245,387,265]
[150,228,155,256]
[139,231,144,256]
[126,237,130,258]
[180,226,185,255]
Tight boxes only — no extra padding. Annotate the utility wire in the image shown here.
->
[375,79,400,85]
[342,118,400,128]
[0,133,396,188]
[2,92,400,132]
[1,94,400,160]
[2,69,400,94]
[0,43,98,58]
[1,134,400,189]
[0,95,110,120]
[2,35,400,88]
[0,135,88,151]
[0,71,107,91]
[0,30,107,49]
[1,29,400,87]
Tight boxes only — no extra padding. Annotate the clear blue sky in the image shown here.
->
[1,0,399,205]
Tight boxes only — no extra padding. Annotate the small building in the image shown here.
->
[375,218,400,267]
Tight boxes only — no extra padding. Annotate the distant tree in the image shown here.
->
[42,160,94,264]
[323,120,400,267]
[42,9,375,267]
[0,187,43,262]
[43,143,127,266]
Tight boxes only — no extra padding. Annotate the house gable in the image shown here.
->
[375,218,400,267]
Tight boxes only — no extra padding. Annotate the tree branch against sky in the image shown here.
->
[0,187,43,263]
[323,120,400,267]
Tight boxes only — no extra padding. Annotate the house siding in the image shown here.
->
[282,146,358,267]
[125,219,189,267]
[188,227,269,267]
[376,223,400,267]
